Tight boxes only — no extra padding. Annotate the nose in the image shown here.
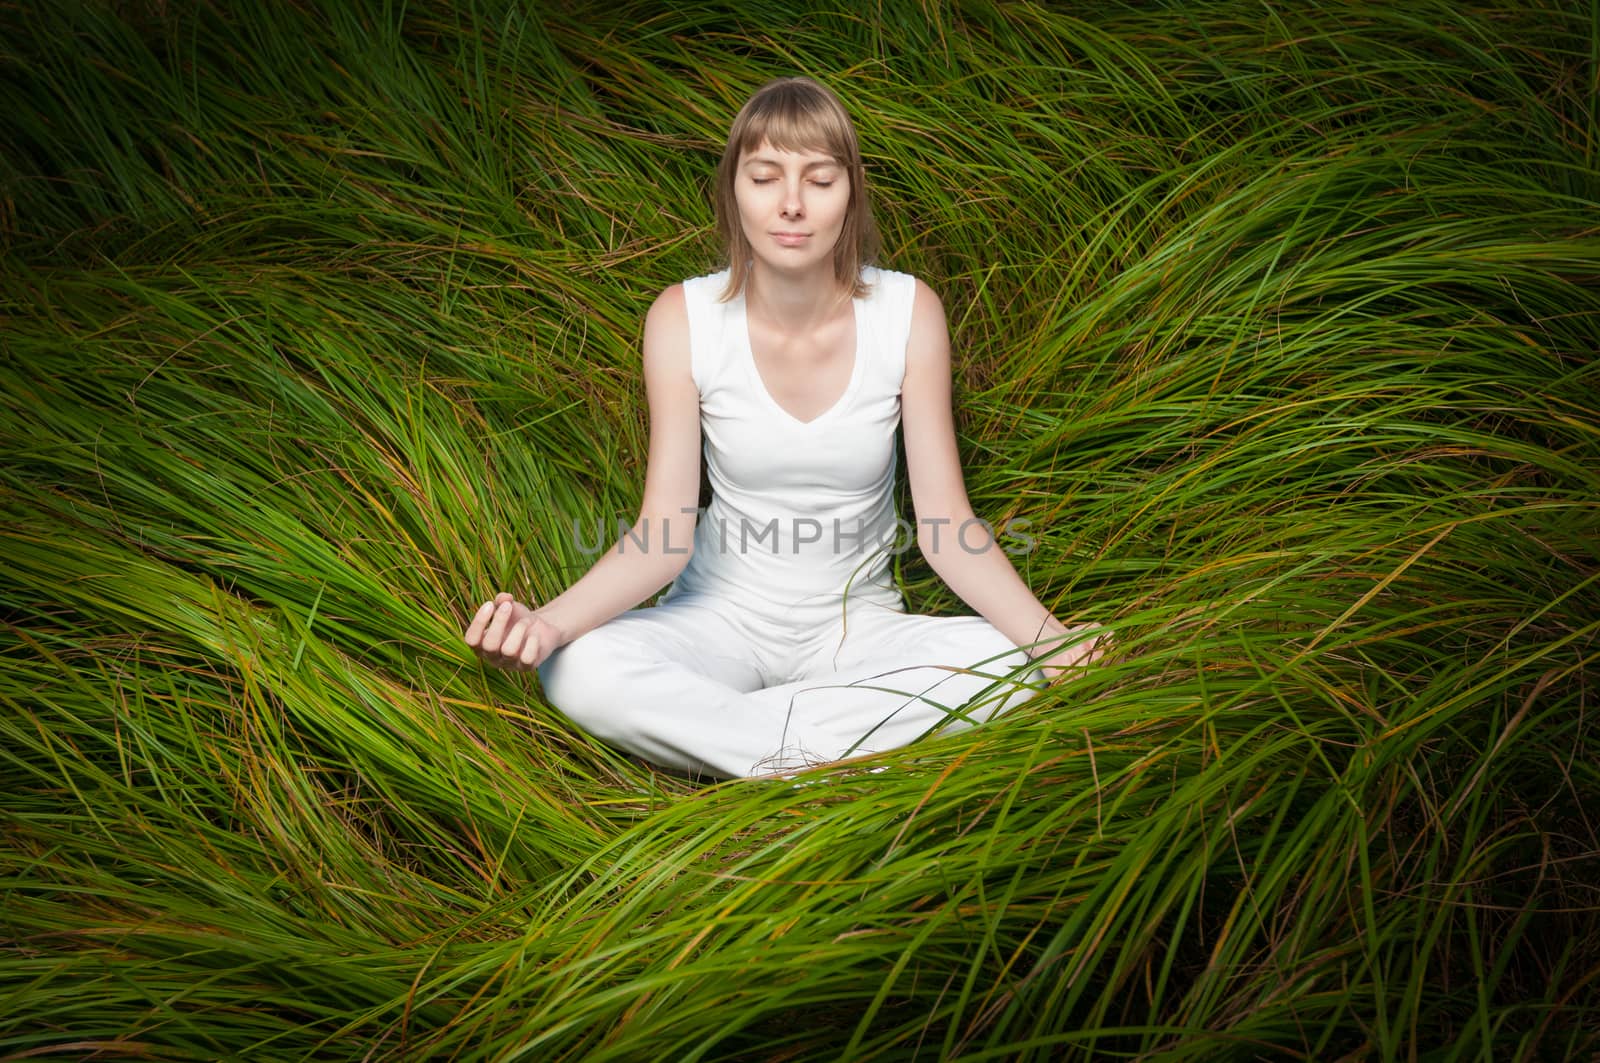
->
[781,182,804,218]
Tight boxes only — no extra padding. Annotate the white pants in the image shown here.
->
[537,592,1042,779]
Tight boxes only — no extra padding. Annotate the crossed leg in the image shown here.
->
[537,596,1053,779]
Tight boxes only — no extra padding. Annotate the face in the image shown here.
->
[733,141,851,277]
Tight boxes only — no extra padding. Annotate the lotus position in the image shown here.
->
[464,77,1100,779]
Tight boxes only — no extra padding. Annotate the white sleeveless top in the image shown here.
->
[661,266,917,619]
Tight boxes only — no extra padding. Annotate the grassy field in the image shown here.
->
[3,0,1597,1058]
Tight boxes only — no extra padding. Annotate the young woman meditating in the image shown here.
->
[464,77,1100,779]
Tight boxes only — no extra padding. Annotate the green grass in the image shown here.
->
[2,0,1597,1058]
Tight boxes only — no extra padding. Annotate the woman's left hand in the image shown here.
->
[1034,623,1107,685]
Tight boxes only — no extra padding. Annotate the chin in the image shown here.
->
[763,256,832,277]
[762,242,839,269]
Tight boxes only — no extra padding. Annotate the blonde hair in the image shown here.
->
[714,77,879,301]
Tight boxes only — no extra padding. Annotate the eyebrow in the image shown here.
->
[742,156,842,170]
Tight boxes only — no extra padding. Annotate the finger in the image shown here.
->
[501,617,527,659]
[528,624,553,665]
[495,591,514,604]
[1075,629,1108,667]
[463,600,496,646]
[481,600,513,654]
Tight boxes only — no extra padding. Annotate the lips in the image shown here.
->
[771,231,810,246]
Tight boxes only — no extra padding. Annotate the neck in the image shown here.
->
[745,259,851,331]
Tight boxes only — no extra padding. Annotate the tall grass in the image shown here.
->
[2,0,1597,1057]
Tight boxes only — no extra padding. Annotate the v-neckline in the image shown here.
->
[738,293,863,427]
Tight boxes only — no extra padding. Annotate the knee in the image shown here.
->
[945,617,1034,676]
[537,628,640,740]
[942,618,1044,720]
[536,625,719,775]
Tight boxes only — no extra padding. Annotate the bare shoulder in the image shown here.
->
[644,282,688,333]
[907,274,944,309]
[642,283,690,373]
[648,281,687,313]
[905,276,951,372]
[908,275,940,316]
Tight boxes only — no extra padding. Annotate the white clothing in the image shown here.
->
[662,266,910,619]
[538,267,1042,778]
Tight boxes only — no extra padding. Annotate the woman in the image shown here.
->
[464,77,1099,779]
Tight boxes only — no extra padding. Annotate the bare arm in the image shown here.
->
[465,284,702,668]
[900,279,1100,678]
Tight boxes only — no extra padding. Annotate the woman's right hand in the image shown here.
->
[464,592,565,671]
